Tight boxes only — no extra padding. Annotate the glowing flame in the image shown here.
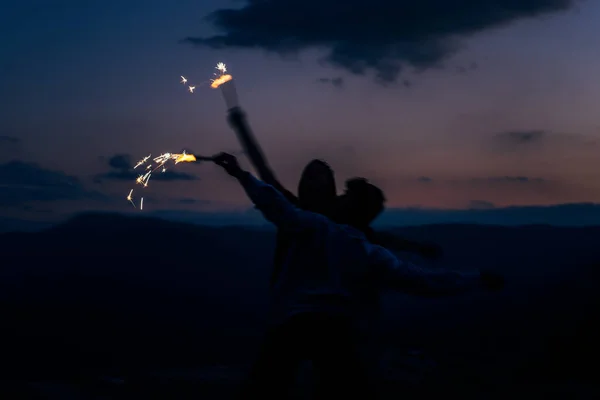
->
[211,74,232,89]
[174,153,196,164]
[211,62,232,89]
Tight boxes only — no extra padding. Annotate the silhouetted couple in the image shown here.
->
[226,108,443,286]
[213,108,504,399]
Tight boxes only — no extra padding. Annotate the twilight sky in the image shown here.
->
[1,0,600,224]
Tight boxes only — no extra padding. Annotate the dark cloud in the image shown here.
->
[316,77,344,88]
[0,161,103,206]
[417,176,433,183]
[184,0,576,82]
[95,154,199,183]
[468,200,496,210]
[0,135,20,144]
[22,205,54,214]
[108,154,131,170]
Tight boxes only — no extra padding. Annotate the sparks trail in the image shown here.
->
[125,151,214,210]
[179,62,233,95]
[126,189,135,208]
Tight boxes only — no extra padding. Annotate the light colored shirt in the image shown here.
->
[237,171,483,326]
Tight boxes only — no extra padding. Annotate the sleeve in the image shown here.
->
[371,231,441,259]
[228,108,298,205]
[238,171,327,232]
[369,245,482,297]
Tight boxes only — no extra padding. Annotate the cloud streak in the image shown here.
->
[0,135,19,144]
[489,129,597,153]
[478,176,546,184]
[184,0,577,82]
[316,77,344,88]
[0,161,102,206]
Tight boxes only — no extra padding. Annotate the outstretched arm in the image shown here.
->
[213,153,325,232]
[238,171,326,232]
[372,231,443,260]
[369,245,492,297]
[227,107,297,203]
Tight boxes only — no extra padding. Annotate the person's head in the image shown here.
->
[337,178,386,229]
[297,159,336,214]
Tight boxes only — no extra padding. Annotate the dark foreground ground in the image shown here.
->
[1,213,599,399]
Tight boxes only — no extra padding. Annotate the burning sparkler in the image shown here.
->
[179,62,239,109]
[125,151,214,210]
[210,62,238,110]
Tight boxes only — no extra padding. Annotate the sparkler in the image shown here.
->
[179,62,239,109]
[125,151,214,210]
[210,62,238,110]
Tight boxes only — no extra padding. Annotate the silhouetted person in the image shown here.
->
[226,107,442,290]
[212,153,504,399]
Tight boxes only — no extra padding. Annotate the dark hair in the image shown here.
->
[297,159,337,213]
[344,177,386,225]
[298,159,335,191]
[303,159,333,174]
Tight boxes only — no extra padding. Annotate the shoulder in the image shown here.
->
[294,209,335,232]
[334,223,368,239]
[368,244,400,267]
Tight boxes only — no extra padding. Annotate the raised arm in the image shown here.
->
[369,245,496,297]
[213,153,325,233]
[227,107,297,203]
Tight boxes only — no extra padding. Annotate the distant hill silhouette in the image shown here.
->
[4,202,600,234]
[1,212,599,397]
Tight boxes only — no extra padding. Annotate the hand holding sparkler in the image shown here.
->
[212,152,244,178]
